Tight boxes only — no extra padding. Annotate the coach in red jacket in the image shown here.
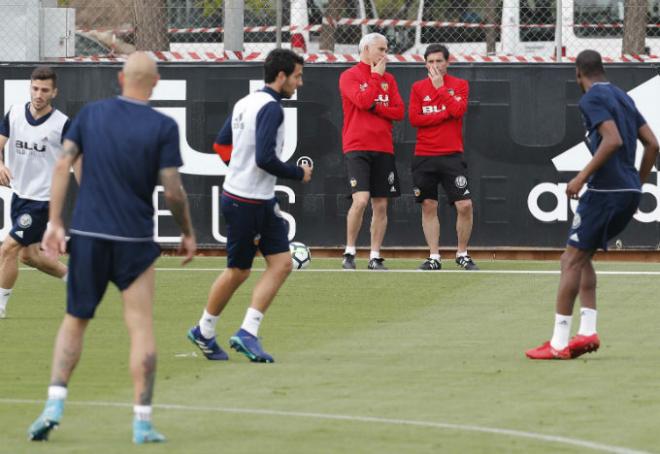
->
[339,32,404,271]
[409,44,478,271]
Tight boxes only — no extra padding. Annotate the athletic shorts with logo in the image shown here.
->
[344,151,400,197]
[567,190,640,251]
[67,234,161,319]
[411,154,471,204]
[221,191,290,270]
[9,193,49,246]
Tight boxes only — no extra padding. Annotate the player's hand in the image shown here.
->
[300,163,313,183]
[41,221,66,260]
[371,57,387,76]
[428,65,444,89]
[179,233,197,266]
[566,176,585,199]
[0,163,12,187]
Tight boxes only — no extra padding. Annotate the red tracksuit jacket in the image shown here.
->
[339,61,404,154]
[408,74,469,156]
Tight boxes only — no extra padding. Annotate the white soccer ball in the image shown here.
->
[289,241,311,270]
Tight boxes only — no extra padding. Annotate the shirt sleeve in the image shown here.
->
[635,108,647,130]
[0,109,10,138]
[255,102,303,180]
[60,118,71,144]
[213,114,233,164]
[579,92,612,130]
[64,107,85,153]
[159,117,183,169]
[339,69,382,111]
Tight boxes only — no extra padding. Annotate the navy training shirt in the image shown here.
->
[579,82,646,191]
[65,96,183,241]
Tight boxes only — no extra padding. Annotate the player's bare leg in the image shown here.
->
[556,247,593,316]
[206,268,251,315]
[346,191,369,247]
[20,243,67,278]
[230,251,292,363]
[122,265,164,443]
[570,257,600,357]
[578,259,597,310]
[421,199,440,256]
[455,199,473,253]
[367,197,388,270]
[0,236,21,289]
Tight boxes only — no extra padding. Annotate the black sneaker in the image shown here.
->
[342,253,356,270]
[456,255,479,270]
[368,257,388,270]
[418,258,441,270]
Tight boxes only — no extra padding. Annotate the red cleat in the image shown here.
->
[525,341,571,360]
[568,333,600,358]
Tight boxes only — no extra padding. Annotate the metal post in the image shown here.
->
[276,0,282,48]
[224,0,244,52]
[555,0,563,62]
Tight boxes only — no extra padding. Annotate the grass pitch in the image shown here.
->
[1,257,659,453]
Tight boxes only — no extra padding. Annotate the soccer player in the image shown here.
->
[187,49,312,363]
[408,44,478,271]
[526,50,658,360]
[28,52,196,442]
[339,32,404,270]
[0,66,70,318]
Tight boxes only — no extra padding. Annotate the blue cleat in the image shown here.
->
[28,398,64,441]
[229,329,274,363]
[132,419,166,444]
[187,326,228,360]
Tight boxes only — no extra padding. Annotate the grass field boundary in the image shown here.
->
[0,398,653,454]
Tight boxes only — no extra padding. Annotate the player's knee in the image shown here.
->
[228,268,251,284]
[455,200,472,216]
[421,200,438,216]
[351,196,369,213]
[0,240,21,260]
[19,249,36,267]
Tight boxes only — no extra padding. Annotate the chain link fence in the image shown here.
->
[0,0,658,61]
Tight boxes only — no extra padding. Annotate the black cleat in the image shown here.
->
[342,253,356,270]
[368,258,388,271]
[418,258,441,270]
[456,255,479,270]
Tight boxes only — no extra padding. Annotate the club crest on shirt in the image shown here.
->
[359,83,368,92]
[447,89,455,96]
[381,82,389,91]
[455,175,467,189]
[18,213,32,228]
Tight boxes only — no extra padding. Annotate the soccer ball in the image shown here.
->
[289,241,311,270]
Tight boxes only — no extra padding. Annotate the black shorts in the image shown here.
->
[345,151,400,198]
[411,154,472,204]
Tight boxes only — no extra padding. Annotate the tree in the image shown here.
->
[622,0,647,55]
[133,0,168,51]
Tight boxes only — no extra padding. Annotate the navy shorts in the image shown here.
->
[9,194,49,246]
[221,191,289,269]
[67,234,160,319]
[567,190,641,251]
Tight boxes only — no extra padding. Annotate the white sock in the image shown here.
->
[199,309,219,339]
[577,308,597,336]
[370,250,380,260]
[344,246,356,256]
[456,251,468,258]
[430,254,441,261]
[241,307,263,337]
[61,273,68,283]
[550,314,572,350]
[134,405,152,422]
[0,287,12,311]
[48,385,68,400]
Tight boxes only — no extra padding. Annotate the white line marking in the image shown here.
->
[0,398,651,454]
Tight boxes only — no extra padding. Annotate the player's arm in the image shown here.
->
[255,103,310,182]
[213,114,233,165]
[438,80,468,119]
[408,85,450,128]
[638,123,659,184]
[160,167,196,264]
[60,118,82,184]
[339,70,381,111]
[566,120,623,198]
[373,77,405,121]
[42,139,81,258]
[0,110,12,186]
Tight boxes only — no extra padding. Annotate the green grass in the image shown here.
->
[1,257,660,453]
